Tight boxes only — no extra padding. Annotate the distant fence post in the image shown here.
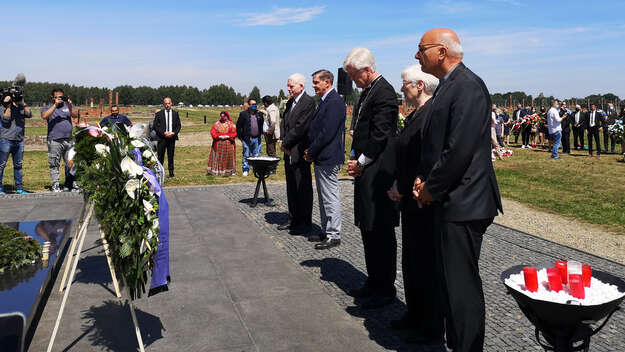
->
[204,115,206,124]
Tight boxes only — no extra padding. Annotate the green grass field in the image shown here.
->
[3,106,624,235]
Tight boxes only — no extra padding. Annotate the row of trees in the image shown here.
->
[2,80,621,110]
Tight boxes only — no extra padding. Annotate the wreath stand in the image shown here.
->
[47,200,146,352]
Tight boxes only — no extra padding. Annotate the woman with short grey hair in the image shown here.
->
[385,64,444,342]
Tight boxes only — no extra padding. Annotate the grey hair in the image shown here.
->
[439,32,464,58]
[400,64,439,95]
[343,47,376,72]
[288,73,306,87]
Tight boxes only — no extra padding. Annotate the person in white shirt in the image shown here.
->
[547,100,565,159]
[261,96,280,156]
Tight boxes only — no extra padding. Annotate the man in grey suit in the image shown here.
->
[304,69,346,249]
[278,73,315,235]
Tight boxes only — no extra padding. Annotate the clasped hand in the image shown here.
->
[346,160,363,177]
[412,177,435,208]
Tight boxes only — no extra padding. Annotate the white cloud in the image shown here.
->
[488,0,521,6]
[237,6,325,26]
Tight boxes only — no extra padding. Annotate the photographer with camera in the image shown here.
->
[41,88,78,192]
[0,90,32,194]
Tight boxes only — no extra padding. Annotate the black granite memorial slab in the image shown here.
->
[0,220,72,352]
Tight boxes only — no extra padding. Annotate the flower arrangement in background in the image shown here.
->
[73,123,162,298]
[0,224,41,273]
[608,120,624,144]
[398,113,406,131]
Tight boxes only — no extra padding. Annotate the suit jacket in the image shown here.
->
[153,109,181,141]
[571,110,587,129]
[512,108,525,122]
[419,62,503,222]
[307,89,346,166]
[606,108,617,125]
[585,110,602,131]
[560,108,571,132]
[236,109,264,144]
[393,99,432,213]
[351,75,399,230]
[281,92,315,164]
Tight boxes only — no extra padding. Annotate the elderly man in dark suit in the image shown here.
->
[413,28,503,352]
[586,104,602,158]
[344,47,399,309]
[304,69,346,249]
[153,97,181,178]
[571,104,586,150]
[278,73,315,235]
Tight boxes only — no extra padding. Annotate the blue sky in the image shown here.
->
[4,0,625,99]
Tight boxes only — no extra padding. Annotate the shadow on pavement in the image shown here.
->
[301,258,445,352]
[62,300,164,351]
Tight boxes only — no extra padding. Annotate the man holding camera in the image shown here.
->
[41,88,77,192]
[0,93,32,194]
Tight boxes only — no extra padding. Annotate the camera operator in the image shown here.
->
[0,93,32,194]
[41,88,78,192]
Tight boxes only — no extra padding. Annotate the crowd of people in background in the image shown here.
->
[490,101,625,159]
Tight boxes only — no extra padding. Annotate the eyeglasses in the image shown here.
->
[418,43,444,54]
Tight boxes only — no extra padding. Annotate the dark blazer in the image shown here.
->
[418,62,503,222]
[560,108,571,132]
[606,108,617,125]
[236,109,264,144]
[153,109,181,141]
[351,75,399,230]
[512,108,525,122]
[281,92,315,164]
[394,99,432,212]
[571,110,587,129]
[307,89,346,166]
[585,110,602,131]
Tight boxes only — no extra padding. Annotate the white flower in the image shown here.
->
[128,123,147,139]
[142,150,153,159]
[140,239,146,254]
[94,162,101,170]
[152,218,159,230]
[143,199,154,215]
[124,179,141,199]
[120,156,143,177]
[147,229,154,240]
[102,126,109,131]
[131,139,145,148]
[94,144,109,156]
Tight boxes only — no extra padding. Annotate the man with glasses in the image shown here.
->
[413,28,502,352]
[344,47,399,309]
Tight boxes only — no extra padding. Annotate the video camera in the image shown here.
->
[1,74,26,107]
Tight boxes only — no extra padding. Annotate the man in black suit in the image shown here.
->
[586,104,602,158]
[153,97,181,177]
[413,28,503,352]
[571,105,586,150]
[512,103,524,144]
[278,73,314,235]
[605,103,617,153]
[304,69,346,249]
[560,103,571,154]
[344,47,399,309]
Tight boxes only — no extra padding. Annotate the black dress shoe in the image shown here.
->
[314,238,340,250]
[169,171,174,177]
[277,223,292,231]
[307,233,327,242]
[347,286,374,298]
[360,295,395,309]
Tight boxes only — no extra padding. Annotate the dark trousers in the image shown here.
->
[587,128,601,155]
[360,223,397,297]
[561,129,571,153]
[513,131,520,144]
[157,138,176,172]
[264,133,277,157]
[602,127,616,152]
[284,155,313,227]
[401,204,444,340]
[435,218,492,352]
[572,126,584,149]
[521,127,531,146]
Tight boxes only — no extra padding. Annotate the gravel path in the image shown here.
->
[495,198,624,264]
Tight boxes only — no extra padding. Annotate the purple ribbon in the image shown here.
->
[143,167,170,293]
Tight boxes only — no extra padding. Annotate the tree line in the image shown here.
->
[1,80,620,110]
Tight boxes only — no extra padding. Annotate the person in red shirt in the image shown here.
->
[206,111,237,176]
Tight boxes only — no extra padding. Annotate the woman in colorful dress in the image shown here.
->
[206,111,237,176]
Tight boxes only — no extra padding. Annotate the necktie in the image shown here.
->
[591,112,595,127]
[167,110,171,133]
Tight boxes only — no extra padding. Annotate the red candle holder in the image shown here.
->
[547,267,563,292]
[569,274,585,299]
[555,260,568,284]
[582,264,592,288]
[523,266,539,292]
